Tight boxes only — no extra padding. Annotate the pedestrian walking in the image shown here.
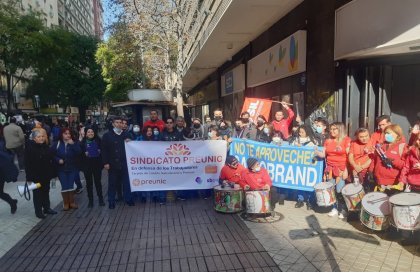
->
[0,150,18,214]
[3,117,25,170]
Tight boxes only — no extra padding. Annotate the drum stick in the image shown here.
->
[367,197,389,204]
[296,101,300,116]
[272,101,294,106]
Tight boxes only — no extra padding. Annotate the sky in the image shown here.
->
[102,0,122,40]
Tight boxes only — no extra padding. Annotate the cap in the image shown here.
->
[246,157,258,170]
[225,156,238,165]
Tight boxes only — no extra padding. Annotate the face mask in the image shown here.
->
[254,166,261,172]
[263,127,269,134]
[113,128,122,134]
[235,125,242,130]
[208,132,213,138]
[214,116,222,121]
[385,133,395,143]
[241,118,249,124]
[220,126,226,130]
[315,126,323,134]
[193,124,200,129]
[153,130,159,136]
[133,127,140,133]
[257,121,264,127]
[272,137,281,143]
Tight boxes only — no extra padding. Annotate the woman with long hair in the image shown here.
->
[52,128,82,211]
[315,122,351,218]
[80,127,104,208]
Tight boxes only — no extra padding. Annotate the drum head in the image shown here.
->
[361,192,390,216]
[342,183,363,196]
[389,192,420,206]
[314,182,333,190]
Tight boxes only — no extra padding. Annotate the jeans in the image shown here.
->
[83,158,103,201]
[327,177,346,212]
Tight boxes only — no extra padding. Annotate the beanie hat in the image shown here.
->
[225,156,238,165]
[246,157,258,170]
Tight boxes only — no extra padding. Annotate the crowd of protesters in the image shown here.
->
[1,104,420,233]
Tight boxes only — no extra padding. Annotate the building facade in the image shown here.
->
[19,0,59,27]
[57,0,94,36]
[92,0,103,39]
[183,0,420,140]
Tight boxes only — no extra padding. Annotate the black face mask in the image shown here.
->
[257,121,264,127]
[193,124,200,128]
[241,118,249,124]
[214,116,222,121]
[235,125,242,130]
[220,126,226,130]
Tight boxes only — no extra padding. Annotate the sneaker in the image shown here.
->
[160,202,166,205]
[328,208,338,217]
[177,197,186,201]
[338,211,347,219]
[75,188,83,194]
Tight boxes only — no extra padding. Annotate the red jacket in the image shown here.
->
[369,140,407,185]
[400,147,420,189]
[239,168,272,190]
[143,119,165,132]
[271,108,294,139]
[220,164,245,183]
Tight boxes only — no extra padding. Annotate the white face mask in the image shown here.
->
[263,127,270,134]
[133,127,140,133]
[272,137,281,143]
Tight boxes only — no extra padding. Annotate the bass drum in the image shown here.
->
[389,192,420,231]
[214,185,243,213]
[314,182,336,207]
[360,192,390,231]
[245,191,270,214]
[342,183,365,211]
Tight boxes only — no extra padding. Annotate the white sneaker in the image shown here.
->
[338,211,347,219]
[328,208,338,217]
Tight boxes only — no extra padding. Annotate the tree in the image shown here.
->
[112,0,200,116]
[0,0,50,112]
[95,22,148,101]
[28,30,105,121]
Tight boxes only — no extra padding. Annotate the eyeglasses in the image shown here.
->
[166,122,173,124]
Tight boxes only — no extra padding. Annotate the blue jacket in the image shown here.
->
[51,140,82,172]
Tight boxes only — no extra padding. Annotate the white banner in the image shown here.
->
[125,141,227,191]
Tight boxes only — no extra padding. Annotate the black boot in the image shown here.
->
[43,208,57,214]
[11,199,17,214]
[36,212,46,219]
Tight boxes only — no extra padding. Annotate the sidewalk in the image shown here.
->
[247,200,420,272]
[0,172,63,258]
[0,183,280,271]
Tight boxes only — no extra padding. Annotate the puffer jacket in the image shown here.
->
[400,146,420,189]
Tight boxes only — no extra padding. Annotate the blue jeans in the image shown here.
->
[108,168,132,203]
[58,171,77,192]
[327,178,346,212]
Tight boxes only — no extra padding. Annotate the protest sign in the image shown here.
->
[229,138,324,191]
[241,97,272,123]
[125,141,227,191]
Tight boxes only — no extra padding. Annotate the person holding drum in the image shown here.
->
[219,156,245,188]
[240,157,278,216]
[368,124,407,194]
[314,122,351,218]
[349,128,374,191]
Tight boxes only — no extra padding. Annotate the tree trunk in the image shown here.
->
[6,73,13,113]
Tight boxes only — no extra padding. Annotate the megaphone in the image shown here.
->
[17,183,41,200]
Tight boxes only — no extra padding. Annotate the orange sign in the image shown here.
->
[241,98,272,123]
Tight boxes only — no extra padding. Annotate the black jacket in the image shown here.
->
[101,130,130,170]
[24,141,55,183]
[0,150,18,182]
